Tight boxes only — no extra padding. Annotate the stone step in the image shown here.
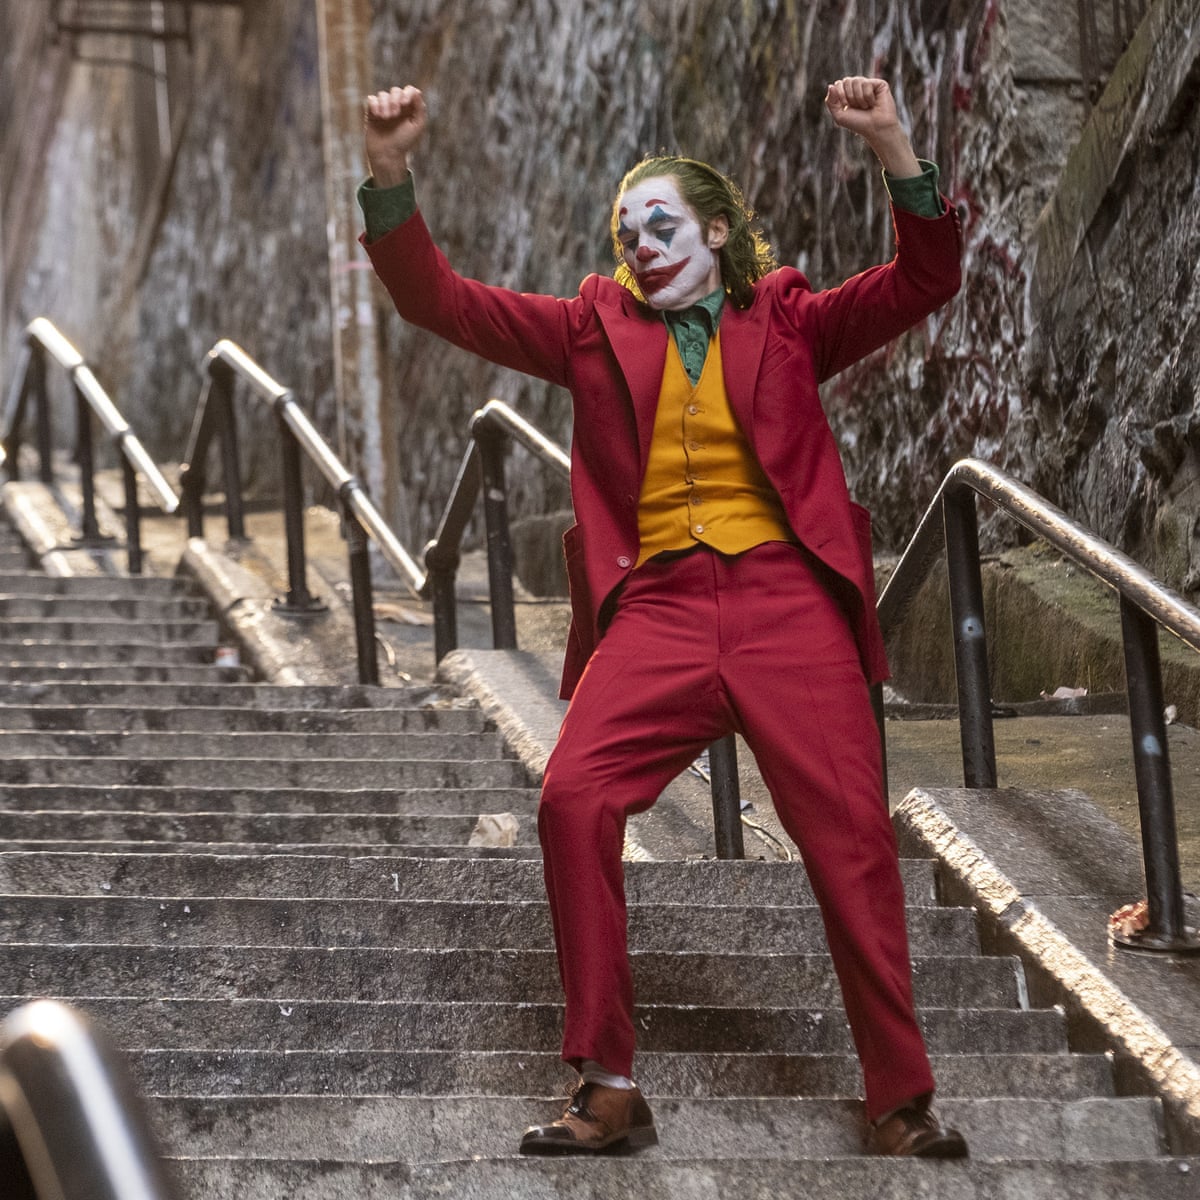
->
[0,703,488,734]
[149,1095,1167,1164]
[0,755,529,788]
[0,572,202,597]
[0,838,542,857]
[0,992,1064,1055]
[0,664,252,683]
[0,948,1018,1010]
[167,1155,1200,1199]
[129,1048,1117,1101]
[0,853,939,907]
[0,681,461,709]
[0,897,981,957]
[0,618,220,644]
[0,594,212,619]
[0,729,508,760]
[0,785,540,815]
[0,810,538,846]
[0,640,216,664]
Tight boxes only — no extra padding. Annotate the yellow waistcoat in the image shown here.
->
[636,333,796,566]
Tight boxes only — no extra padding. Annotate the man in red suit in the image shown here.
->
[361,75,966,1159]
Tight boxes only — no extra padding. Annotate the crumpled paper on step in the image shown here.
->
[469,813,519,847]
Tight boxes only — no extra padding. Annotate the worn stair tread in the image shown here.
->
[125,1048,1115,1100]
[0,573,202,596]
[0,595,213,619]
[0,992,1064,1054]
[0,639,216,659]
[0,896,980,956]
[0,785,541,815]
[0,839,541,858]
[0,852,941,905]
[0,729,508,759]
[0,618,220,642]
[0,704,489,733]
[142,1094,1169,1163]
[0,664,251,683]
[0,681,464,707]
[122,1047,1131,1102]
[0,756,529,787]
[0,948,1021,1007]
[164,1156,1200,1199]
[0,811,538,844]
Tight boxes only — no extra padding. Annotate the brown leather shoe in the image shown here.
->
[519,1081,658,1155]
[866,1095,968,1158]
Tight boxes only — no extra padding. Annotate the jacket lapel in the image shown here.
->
[717,300,770,434]
[596,298,668,474]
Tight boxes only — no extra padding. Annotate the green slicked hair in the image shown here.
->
[612,155,777,310]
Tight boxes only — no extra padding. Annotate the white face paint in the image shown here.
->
[615,176,726,311]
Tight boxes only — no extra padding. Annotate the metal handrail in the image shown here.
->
[0,318,179,572]
[878,457,1200,954]
[0,999,179,1200]
[180,338,426,685]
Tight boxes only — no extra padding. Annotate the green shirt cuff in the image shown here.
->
[357,172,417,243]
[883,160,943,218]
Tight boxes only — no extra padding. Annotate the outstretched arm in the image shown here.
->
[363,85,428,187]
[824,76,922,178]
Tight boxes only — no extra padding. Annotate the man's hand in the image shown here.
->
[824,76,922,178]
[364,85,427,188]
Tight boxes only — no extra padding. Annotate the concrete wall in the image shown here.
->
[1,1,331,491]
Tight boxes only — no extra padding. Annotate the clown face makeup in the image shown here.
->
[615,176,727,311]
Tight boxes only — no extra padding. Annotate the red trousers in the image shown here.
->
[538,541,936,1120]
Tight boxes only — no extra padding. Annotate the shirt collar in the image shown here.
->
[663,286,726,332]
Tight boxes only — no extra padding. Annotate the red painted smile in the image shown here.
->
[637,257,690,295]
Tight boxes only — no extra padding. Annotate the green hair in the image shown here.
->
[611,155,777,309]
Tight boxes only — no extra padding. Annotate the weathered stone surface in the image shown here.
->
[7,0,1199,600]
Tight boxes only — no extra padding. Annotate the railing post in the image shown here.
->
[423,443,483,663]
[709,734,745,859]
[72,382,105,542]
[32,345,53,485]
[475,422,518,650]
[942,486,997,788]
[119,451,143,574]
[208,359,246,541]
[272,411,324,614]
[342,493,380,686]
[180,374,215,539]
[2,339,33,481]
[870,681,889,801]
[424,544,461,662]
[1116,596,1200,951]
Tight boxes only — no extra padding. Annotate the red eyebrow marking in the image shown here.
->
[644,198,670,208]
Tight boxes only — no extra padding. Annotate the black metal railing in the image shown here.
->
[0,999,179,1200]
[0,318,179,572]
[878,457,1200,954]
[179,338,425,685]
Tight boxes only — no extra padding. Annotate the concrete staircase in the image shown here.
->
[0,516,1197,1198]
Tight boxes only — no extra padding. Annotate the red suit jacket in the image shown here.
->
[366,202,962,698]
